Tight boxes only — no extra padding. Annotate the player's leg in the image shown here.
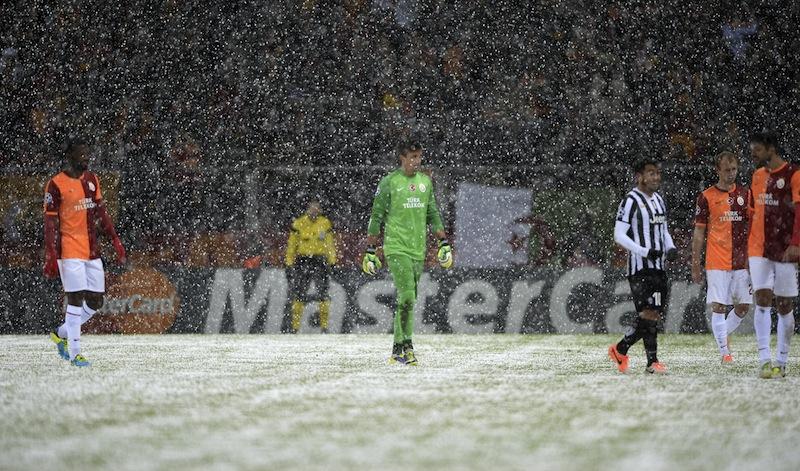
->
[725,269,752,358]
[288,260,306,333]
[749,257,775,377]
[638,270,667,373]
[315,257,331,334]
[610,271,653,372]
[83,258,105,324]
[387,255,415,364]
[51,259,90,365]
[772,262,798,378]
[707,270,733,360]
[400,258,424,365]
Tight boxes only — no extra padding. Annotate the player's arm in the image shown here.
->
[691,193,709,282]
[285,221,298,267]
[323,218,337,266]
[363,178,390,274]
[784,172,800,261]
[613,197,654,259]
[43,180,60,278]
[92,175,126,265]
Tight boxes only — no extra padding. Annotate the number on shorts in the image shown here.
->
[653,292,662,306]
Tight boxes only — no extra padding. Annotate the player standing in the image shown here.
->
[691,152,751,364]
[285,200,338,333]
[362,139,452,365]
[44,138,127,367]
[608,159,677,374]
[748,131,798,379]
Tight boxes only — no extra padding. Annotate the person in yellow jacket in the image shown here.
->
[285,200,337,333]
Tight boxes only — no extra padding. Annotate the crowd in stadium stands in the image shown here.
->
[1,0,798,269]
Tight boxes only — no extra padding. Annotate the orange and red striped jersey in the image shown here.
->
[43,171,104,260]
[748,163,800,261]
[695,184,749,270]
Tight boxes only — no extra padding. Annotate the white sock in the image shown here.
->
[777,311,795,366]
[57,323,67,339]
[754,305,772,364]
[81,301,96,325]
[65,304,83,360]
[726,307,744,334]
[711,312,729,355]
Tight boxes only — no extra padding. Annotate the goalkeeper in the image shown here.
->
[362,138,453,365]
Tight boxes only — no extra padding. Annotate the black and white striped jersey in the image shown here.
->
[615,188,674,276]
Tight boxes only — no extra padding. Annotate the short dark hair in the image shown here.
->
[396,138,422,156]
[633,159,658,174]
[715,151,738,168]
[750,130,780,152]
[63,136,88,159]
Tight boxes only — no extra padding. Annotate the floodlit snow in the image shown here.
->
[2,334,799,470]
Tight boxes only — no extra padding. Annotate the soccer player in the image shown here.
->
[362,138,453,365]
[285,200,338,333]
[608,159,677,374]
[44,138,127,367]
[691,151,751,364]
[748,131,798,379]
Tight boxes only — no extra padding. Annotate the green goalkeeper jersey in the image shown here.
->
[367,169,444,260]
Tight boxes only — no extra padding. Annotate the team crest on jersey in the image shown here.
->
[88,181,96,192]
[726,197,733,205]
[44,192,53,206]
[776,178,786,189]
[737,196,745,206]
[419,183,426,193]
[409,184,417,192]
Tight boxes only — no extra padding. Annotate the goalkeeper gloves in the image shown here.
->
[437,239,453,269]
[362,246,382,275]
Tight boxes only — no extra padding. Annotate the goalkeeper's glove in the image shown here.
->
[362,246,382,275]
[437,239,453,269]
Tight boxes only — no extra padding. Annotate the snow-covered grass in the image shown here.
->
[1,334,799,471]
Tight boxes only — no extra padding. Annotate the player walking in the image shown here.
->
[748,131,799,379]
[44,138,127,367]
[362,139,452,365]
[608,159,677,374]
[691,152,751,364]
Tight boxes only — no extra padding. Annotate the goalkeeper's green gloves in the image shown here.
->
[437,239,453,269]
[362,246,382,275]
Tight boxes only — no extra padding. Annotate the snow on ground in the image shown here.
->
[1,334,799,471]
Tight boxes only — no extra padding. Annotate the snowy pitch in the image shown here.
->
[1,334,799,470]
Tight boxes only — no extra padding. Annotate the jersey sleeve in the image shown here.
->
[367,176,391,237]
[426,181,445,233]
[694,193,709,227]
[43,179,61,216]
[615,196,635,224]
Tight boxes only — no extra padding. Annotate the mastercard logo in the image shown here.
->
[84,267,179,334]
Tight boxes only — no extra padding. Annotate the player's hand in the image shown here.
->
[112,238,127,265]
[362,247,382,275]
[646,249,663,261]
[43,252,59,279]
[666,248,679,262]
[437,239,453,269]
[691,265,704,284]
[782,245,800,263]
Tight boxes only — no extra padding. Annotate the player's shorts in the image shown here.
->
[57,258,105,293]
[705,269,752,305]
[287,256,330,301]
[748,256,799,297]
[628,268,668,313]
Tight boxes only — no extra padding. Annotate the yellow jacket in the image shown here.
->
[285,214,337,266]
